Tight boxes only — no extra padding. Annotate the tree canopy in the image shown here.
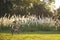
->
[0,0,59,18]
[0,0,13,17]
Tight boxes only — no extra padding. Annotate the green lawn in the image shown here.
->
[0,33,60,40]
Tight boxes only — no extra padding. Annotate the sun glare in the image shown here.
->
[54,0,60,9]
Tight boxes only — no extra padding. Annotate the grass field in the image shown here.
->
[0,33,60,40]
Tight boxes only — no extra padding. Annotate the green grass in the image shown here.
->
[0,33,60,40]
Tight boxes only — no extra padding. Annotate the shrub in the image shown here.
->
[0,15,59,33]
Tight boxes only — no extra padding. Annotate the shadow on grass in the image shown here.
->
[0,31,60,34]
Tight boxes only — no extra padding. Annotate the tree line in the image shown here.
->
[0,0,60,19]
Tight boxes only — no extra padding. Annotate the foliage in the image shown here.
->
[0,0,55,18]
[56,7,60,20]
[0,0,13,17]
[0,15,59,33]
[30,3,53,17]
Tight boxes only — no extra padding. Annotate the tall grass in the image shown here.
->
[0,15,60,32]
[0,15,55,26]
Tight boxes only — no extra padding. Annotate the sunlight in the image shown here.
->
[40,0,43,2]
[54,0,60,9]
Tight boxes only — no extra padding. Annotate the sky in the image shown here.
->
[54,0,60,9]
[40,0,60,10]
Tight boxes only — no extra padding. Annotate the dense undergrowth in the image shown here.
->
[0,15,60,33]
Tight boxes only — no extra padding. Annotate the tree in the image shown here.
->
[13,0,53,17]
[10,0,41,16]
[56,7,60,20]
[0,0,13,17]
[0,0,55,17]
[30,3,53,18]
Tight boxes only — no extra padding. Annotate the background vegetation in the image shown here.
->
[0,0,60,33]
